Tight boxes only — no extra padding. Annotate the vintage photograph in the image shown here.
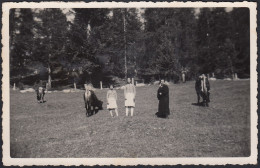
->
[2,1,257,166]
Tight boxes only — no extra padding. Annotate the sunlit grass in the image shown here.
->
[10,80,250,157]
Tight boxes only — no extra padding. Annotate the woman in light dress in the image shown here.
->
[124,78,136,116]
[107,84,118,117]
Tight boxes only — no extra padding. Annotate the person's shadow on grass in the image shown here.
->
[155,112,169,119]
[38,100,47,103]
[86,106,103,117]
[191,102,205,106]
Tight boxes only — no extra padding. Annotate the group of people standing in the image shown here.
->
[106,78,170,118]
[35,74,209,118]
[106,78,137,117]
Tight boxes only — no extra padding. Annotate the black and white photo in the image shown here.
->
[2,1,257,166]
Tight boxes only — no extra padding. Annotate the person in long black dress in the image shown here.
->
[156,79,170,118]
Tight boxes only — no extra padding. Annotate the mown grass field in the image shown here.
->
[10,80,250,158]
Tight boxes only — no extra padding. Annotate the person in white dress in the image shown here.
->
[124,78,136,116]
[107,84,118,117]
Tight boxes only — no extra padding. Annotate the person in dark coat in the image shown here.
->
[156,79,170,118]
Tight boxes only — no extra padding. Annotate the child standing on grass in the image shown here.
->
[107,84,118,117]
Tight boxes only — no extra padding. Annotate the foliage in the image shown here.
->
[10,9,35,81]
[9,8,250,88]
[197,8,250,78]
[142,8,198,81]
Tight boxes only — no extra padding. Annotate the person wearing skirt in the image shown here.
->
[107,85,118,117]
[124,78,136,116]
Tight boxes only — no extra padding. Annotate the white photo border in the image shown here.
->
[2,1,258,166]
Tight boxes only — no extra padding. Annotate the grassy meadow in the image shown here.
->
[10,80,250,158]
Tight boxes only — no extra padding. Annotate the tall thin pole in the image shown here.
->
[134,50,137,79]
[48,9,52,88]
[123,9,127,80]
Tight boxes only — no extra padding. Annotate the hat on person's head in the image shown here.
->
[160,79,165,84]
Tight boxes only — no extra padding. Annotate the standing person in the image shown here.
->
[201,74,210,105]
[34,80,45,103]
[195,74,210,106]
[157,79,170,118]
[124,78,136,116]
[107,84,118,117]
[195,75,202,104]
[181,70,186,83]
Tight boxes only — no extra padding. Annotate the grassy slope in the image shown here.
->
[10,80,250,158]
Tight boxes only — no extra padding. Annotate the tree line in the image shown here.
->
[10,8,250,89]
